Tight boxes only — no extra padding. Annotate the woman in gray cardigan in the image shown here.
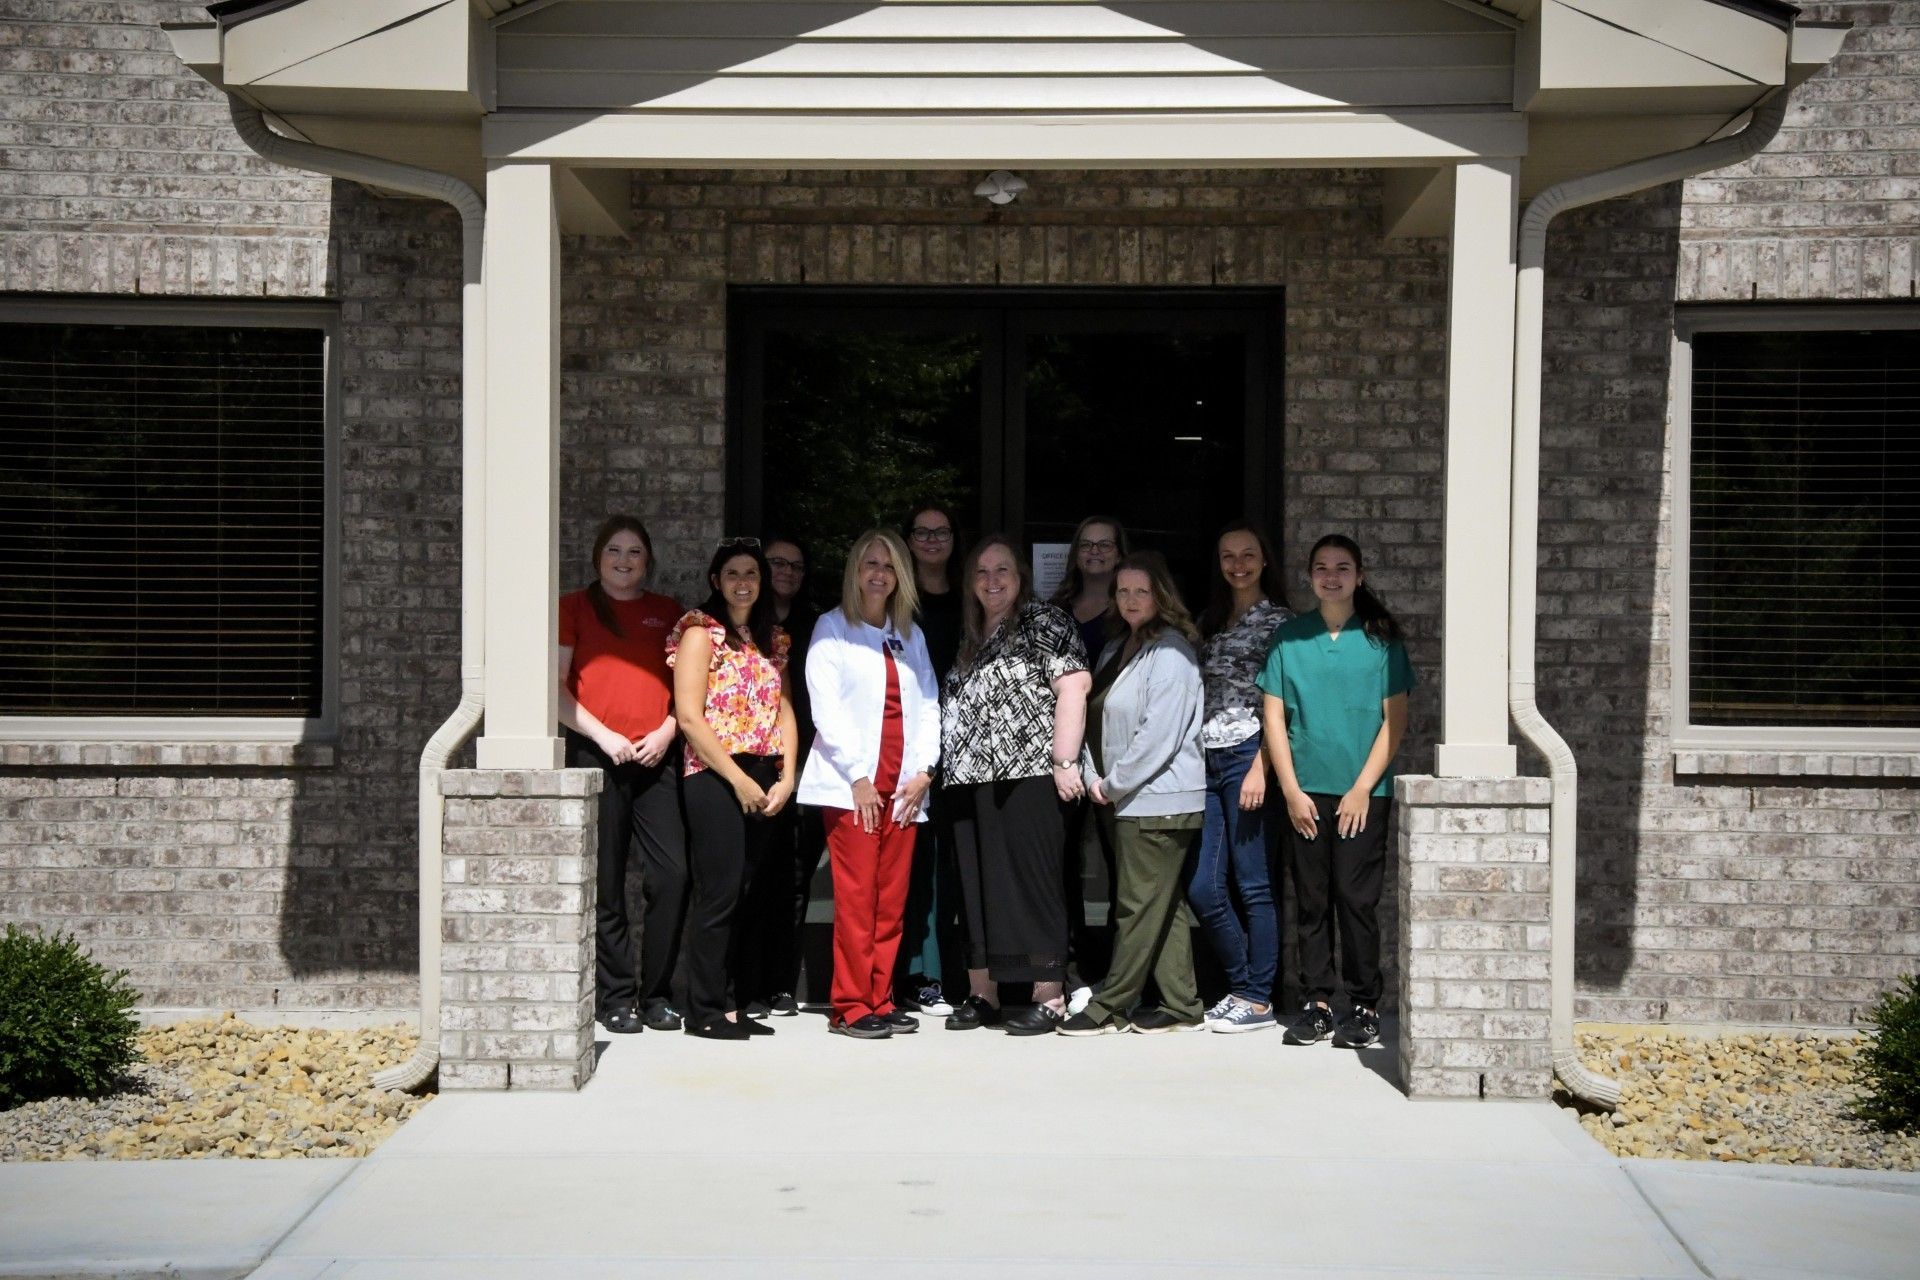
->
[1060,552,1208,1035]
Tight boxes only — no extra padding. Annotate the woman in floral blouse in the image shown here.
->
[940,536,1092,1036]
[669,538,798,1041]
[1189,521,1293,1033]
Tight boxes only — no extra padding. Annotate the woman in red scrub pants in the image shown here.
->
[798,530,941,1039]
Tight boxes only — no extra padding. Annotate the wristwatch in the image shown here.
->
[1051,757,1078,770]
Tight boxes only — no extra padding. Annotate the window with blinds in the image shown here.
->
[0,320,327,718]
[1688,327,1920,729]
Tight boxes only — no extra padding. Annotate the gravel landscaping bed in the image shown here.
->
[0,1017,431,1161]
[1567,1027,1920,1171]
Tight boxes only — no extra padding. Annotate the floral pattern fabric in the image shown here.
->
[1199,598,1293,749]
[941,601,1088,786]
[666,610,790,776]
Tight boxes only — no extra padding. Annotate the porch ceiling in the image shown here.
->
[168,0,1832,221]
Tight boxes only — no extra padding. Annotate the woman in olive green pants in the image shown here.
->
[1059,552,1207,1035]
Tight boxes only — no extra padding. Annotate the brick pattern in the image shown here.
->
[1678,2,1920,302]
[437,769,599,1091]
[1397,777,1552,1099]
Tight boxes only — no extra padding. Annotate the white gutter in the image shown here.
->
[221,99,486,1093]
[1511,88,1792,1110]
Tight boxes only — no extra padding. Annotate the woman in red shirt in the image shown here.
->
[558,516,688,1036]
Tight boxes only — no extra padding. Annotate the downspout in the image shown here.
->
[223,100,485,1092]
[1512,89,1792,1110]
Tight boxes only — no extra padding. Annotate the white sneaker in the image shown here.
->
[1067,985,1095,1016]
[910,981,954,1018]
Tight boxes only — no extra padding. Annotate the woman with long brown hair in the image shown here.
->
[557,515,688,1035]
[940,536,1090,1035]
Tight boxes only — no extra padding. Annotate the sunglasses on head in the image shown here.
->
[716,536,762,553]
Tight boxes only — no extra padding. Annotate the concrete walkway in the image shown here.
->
[4,1013,1917,1278]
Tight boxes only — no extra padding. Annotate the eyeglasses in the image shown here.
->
[910,526,954,544]
[1077,538,1118,554]
[767,556,805,573]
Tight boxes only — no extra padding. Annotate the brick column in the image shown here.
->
[1395,776,1551,1099]
[438,768,600,1090]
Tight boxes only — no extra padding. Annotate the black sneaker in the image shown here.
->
[944,995,1001,1031]
[1282,1003,1336,1045]
[1003,1003,1066,1036]
[1333,1006,1381,1049]
[1057,1011,1128,1037]
[642,1002,683,1032]
[1129,1008,1204,1034]
[768,992,800,1017]
[743,1000,772,1020]
[830,1014,892,1039]
[883,1009,919,1033]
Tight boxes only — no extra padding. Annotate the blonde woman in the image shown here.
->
[1060,552,1207,1035]
[798,530,941,1039]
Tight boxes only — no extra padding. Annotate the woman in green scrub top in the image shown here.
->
[1257,534,1413,1052]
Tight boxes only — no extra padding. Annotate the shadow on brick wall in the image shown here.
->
[1533,187,1683,1010]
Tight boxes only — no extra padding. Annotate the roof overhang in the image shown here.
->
[162,0,1847,234]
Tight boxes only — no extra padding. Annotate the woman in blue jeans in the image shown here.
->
[1189,522,1292,1032]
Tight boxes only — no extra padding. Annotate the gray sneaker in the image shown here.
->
[1211,997,1277,1034]
[1203,995,1238,1026]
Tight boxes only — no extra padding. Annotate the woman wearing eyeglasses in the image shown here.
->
[799,530,940,1039]
[668,538,799,1040]
[941,535,1091,1036]
[557,515,688,1036]
[892,500,964,1017]
[1051,515,1128,999]
[735,535,822,1021]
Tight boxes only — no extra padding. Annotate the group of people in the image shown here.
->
[560,506,1412,1048]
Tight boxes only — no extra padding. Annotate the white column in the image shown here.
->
[476,162,564,769]
[1435,160,1520,778]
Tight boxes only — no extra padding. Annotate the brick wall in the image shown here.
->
[0,2,1914,1024]
[0,4,460,1013]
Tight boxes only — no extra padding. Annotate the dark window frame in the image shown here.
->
[1671,303,1920,753]
[0,297,340,744]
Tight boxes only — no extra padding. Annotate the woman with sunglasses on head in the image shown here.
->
[1190,521,1293,1034]
[1059,552,1207,1036]
[1050,515,1128,1000]
[734,535,822,1021]
[799,530,941,1039]
[891,500,965,1018]
[1258,534,1414,1052]
[668,537,799,1040]
[941,535,1091,1036]
[558,516,690,1036]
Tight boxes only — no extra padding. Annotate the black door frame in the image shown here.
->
[726,285,1286,543]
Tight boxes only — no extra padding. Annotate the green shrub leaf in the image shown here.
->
[0,925,142,1110]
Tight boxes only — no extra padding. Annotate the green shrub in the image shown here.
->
[1854,973,1920,1134]
[0,926,141,1109]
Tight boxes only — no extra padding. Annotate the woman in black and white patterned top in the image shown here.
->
[1189,521,1293,1034]
[939,535,1091,1036]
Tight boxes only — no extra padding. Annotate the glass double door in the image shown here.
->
[728,288,1283,607]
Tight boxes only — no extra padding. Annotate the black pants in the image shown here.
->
[1061,795,1118,986]
[1287,793,1390,1011]
[735,801,824,1004]
[681,754,781,1026]
[566,731,688,1014]
[951,776,1070,984]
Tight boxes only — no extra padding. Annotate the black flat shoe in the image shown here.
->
[685,1018,752,1040]
[883,1009,918,1033]
[944,995,1001,1031]
[598,1005,641,1035]
[1003,1004,1067,1036]
[741,1016,775,1036]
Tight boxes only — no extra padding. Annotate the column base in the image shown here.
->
[438,767,602,1091]
[1394,775,1551,1100]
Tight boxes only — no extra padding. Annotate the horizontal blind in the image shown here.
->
[1689,328,1920,728]
[0,322,326,717]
